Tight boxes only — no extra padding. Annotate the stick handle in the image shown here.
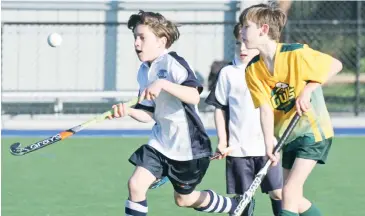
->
[232,113,301,216]
[272,113,301,154]
[10,97,139,156]
[72,97,139,133]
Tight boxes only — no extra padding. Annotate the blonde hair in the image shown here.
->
[128,10,180,48]
[239,3,286,41]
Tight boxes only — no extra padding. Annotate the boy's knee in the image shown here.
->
[269,189,282,200]
[174,194,189,207]
[282,183,303,199]
[128,177,145,195]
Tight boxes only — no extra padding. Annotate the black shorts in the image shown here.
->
[129,144,210,195]
[226,156,283,194]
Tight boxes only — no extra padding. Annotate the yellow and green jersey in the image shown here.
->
[245,43,334,143]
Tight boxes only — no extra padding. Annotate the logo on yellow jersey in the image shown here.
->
[271,82,296,113]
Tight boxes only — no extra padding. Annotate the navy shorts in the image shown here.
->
[129,144,210,195]
[226,156,283,194]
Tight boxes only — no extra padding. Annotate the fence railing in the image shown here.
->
[1,1,364,116]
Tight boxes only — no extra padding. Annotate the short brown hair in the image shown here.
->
[239,3,286,41]
[128,10,180,48]
[233,23,241,40]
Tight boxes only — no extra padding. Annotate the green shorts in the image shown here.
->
[282,135,333,170]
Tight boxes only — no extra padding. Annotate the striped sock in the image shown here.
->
[125,199,148,216]
[194,190,237,214]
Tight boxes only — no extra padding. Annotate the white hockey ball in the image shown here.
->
[47,33,62,47]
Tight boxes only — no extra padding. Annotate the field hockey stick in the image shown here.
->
[149,146,236,189]
[232,113,301,216]
[9,98,139,156]
[209,145,236,160]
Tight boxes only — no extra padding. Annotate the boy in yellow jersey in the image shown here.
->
[238,3,343,216]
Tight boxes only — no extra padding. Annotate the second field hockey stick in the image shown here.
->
[9,98,139,156]
[232,113,301,216]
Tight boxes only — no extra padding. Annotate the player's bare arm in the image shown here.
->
[107,103,153,123]
[214,108,230,159]
[127,108,153,123]
[140,78,200,105]
[259,103,279,166]
[295,82,321,116]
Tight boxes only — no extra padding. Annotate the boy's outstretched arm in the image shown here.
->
[259,103,279,166]
[128,108,154,123]
[108,103,154,123]
[140,79,201,105]
[162,80,201,105]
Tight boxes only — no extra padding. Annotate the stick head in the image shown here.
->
[10,142,25,156]
[149,176,169,189]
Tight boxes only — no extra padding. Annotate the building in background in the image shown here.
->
[1,1,364,131]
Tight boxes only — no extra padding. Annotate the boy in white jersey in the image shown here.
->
[108,10,245,216]
[206,23,283,216]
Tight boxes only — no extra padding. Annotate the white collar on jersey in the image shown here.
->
[142,49,169,68]
[232,56,247,69]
